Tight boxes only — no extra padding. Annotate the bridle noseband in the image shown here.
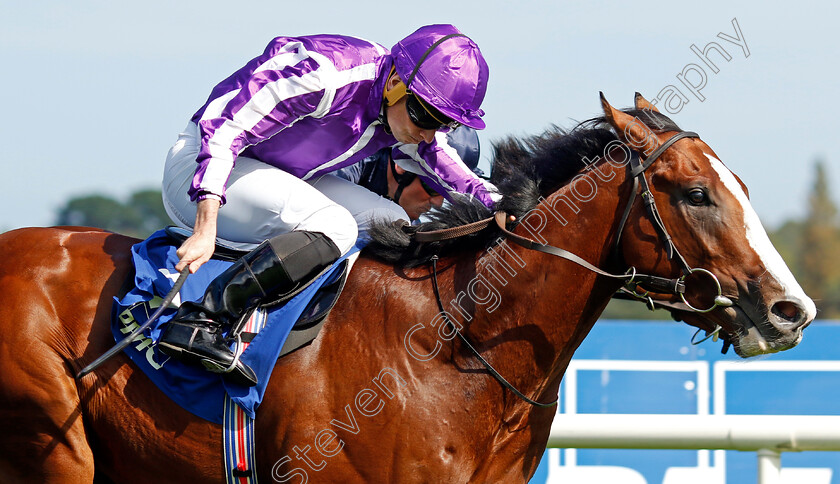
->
[416,129,735,408]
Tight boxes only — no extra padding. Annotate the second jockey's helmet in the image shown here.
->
[390,24,489,130]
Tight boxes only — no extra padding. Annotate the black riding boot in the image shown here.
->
[157,231,341,386]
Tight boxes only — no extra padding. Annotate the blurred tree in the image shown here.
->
[55,189,169,239]
[768,219,804,277]
[796,160,840,318]
[600,298,672,321]
[129,189,172,235]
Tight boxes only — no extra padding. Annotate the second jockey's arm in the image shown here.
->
[176,197,220,273]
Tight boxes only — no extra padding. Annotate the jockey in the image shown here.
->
[158,24,495,386]
[327,127,482,222]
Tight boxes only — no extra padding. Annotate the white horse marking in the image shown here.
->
[704,153,816,320]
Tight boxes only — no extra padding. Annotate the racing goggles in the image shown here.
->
[406,93,461,131]
[389,156,442,200]
[418,178,440,197]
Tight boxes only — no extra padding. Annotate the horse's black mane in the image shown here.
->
[364,108,681,267]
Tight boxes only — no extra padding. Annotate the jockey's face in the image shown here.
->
[385,76,438,145]
[388,163,445,219]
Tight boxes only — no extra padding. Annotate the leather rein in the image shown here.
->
[413,130,733,408]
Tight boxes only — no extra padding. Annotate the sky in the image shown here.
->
[2,0,838,232]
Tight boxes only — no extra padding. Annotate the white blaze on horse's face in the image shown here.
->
[705,152,817,355]
[705,153,812,304]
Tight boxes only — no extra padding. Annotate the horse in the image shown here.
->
[0,93,815,483]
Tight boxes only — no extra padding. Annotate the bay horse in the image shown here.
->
[0,94,814,483]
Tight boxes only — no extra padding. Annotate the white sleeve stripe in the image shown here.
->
[199,44,330,165]
[202,89,241,120]
[197,43,380,192]
[199,159,234,196]
[396,136,457,192]
[395,133,496,196]
[253,42,308,74]
[203,69,328,164]
[428,131,468,190]
[198,69,329,194]
[431,131,496,194]
[392,144,427,174]
[306,53,378,119]
[415,157,452,191]
[201,51,378,165]
[201,45,308,123]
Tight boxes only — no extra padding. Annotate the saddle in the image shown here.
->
[159,227,349,357]
[110,227,360,423]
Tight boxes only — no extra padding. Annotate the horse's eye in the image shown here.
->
[687,188,708,206]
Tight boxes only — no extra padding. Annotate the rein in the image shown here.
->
[428,256,558,408]
[413,130,734,407]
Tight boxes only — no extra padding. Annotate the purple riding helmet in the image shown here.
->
[391,24,489,130]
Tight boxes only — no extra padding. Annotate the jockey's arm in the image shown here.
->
[175,197,220,273]
[180,41,338,273]
[394,133,498,208]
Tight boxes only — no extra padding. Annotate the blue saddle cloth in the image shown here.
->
[112,229,360,424]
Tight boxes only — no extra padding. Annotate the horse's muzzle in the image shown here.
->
[729,291,816,357]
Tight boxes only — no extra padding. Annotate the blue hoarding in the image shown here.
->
[529,319,840,484]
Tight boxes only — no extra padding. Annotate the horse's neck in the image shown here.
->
[465,160,631,405]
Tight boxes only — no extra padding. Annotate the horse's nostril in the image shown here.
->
[771,300,802,324]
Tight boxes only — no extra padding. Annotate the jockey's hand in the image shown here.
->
[176,232,216,273]
[175,197,220,273]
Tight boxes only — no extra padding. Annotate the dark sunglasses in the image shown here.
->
[418,177,440,197]
[389,156,442,199]
[405,93,460,131]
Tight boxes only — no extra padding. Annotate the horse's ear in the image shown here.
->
[634,92,659,113]
[600,92,660,155]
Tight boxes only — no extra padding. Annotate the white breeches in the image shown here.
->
[306,174,408,234]
[162,122,406,254]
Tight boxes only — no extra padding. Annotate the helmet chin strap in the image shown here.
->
[388,155,415,204]
[383,66,407,107]
[380,66,405,134]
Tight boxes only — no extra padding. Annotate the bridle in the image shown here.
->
[611,130,734,313]
[415,130,733,407]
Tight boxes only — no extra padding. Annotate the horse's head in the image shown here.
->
[601,93,816,357]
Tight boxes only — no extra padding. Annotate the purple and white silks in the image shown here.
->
[188,34,496,208]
